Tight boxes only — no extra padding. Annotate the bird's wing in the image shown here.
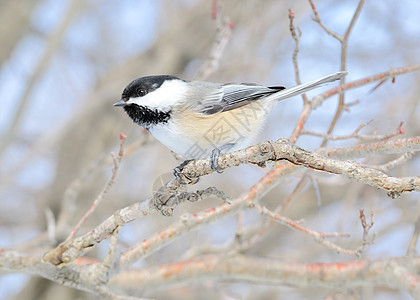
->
[193,83,285,115]
[190,71,347,115]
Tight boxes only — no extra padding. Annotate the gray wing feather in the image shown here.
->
[191,71,347,115]
[199,84,284,114]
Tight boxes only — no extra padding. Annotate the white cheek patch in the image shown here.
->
[126,80,188,110]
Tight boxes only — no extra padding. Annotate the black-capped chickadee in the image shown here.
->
[114,72,346,167]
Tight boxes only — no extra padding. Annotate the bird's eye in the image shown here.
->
[137,88,147,97]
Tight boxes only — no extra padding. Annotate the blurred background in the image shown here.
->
[0,0,420,299]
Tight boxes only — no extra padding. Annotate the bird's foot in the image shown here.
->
[173,159,200,184]
[210,148,223,173]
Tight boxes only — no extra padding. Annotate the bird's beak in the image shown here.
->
[113,99,127,107]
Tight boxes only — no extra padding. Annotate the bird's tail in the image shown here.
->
[268,71,347,102]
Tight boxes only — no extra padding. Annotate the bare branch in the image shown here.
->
[359,209,374,248]
[288,9,308,105]
[176,138,420,198]
[319,136,420,159]
[316,0,366,147]
[308,0,343,41]
[195,0,233,80]
[407,211,420,256]
[289,64,420,143]
[311,64,420,108]
[302,121,404,142]
[109,255,420,298]
[43,197,153,266]
[255,204,354,255]
[64,134,127,242]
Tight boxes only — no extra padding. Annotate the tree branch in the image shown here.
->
[110,255,420,298]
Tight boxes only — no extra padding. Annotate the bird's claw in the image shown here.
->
[210,148,223,173]
[173,159,200,184]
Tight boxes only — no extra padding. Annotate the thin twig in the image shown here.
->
[289,64,420,143]
[56,153,107,237]
[102,226,120,280]
[302,121,404,142]
[195,0,233,80]
[288,9,308,105]
[407,210,420,256]
[319,136,420,159]
[308,0,342,41]
[44,208,56,244]
[279,173,309,213]
[374,152,414,172]
[64,134,127,242]
[315,0,365,147]
[359,209,374,248]
[309,173,322,210]
[255,204,350,239]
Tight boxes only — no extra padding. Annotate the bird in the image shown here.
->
[114,71,346,171]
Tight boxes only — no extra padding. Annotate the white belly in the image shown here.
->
[149,121,202,158]
[149,101,271,159]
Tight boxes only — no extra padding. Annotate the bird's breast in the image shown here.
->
[149,103,270,159]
